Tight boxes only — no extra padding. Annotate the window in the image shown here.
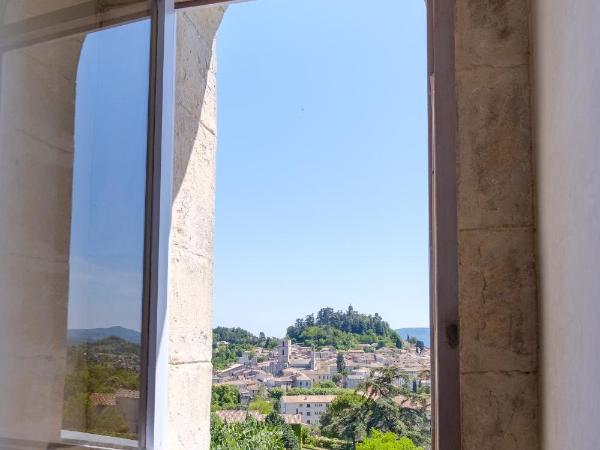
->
[0,1,173,448]
[211,0,434,448]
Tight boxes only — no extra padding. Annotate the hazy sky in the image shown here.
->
[213,0,429,337]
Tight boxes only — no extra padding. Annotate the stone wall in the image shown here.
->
[454,1,539,449]
[167,6,225,449]
[172,3,543,449]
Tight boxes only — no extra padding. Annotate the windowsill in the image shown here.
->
[60,430,138,450]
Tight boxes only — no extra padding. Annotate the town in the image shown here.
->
[212,334,431,431]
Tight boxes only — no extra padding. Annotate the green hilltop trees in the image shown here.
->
[286,306,403,350]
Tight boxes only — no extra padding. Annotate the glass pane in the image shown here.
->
[0,2,151,448]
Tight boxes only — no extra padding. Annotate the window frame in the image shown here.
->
[141,1,176,449]
[171,0,462,448]
[0,0,460,447]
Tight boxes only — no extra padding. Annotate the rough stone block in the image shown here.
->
[459,228,537,373]
[461,371,538,450]
[455,0,530,69]
[457,66,533,230]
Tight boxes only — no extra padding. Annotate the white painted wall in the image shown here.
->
[533,2,600,449]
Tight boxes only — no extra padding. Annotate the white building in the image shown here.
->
[292,373,312,388]
[345,374,366,389]
[279,395,336,426]
[305,370,333,384]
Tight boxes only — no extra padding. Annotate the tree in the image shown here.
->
[415,340,425,353]
[314,380,337,389]
[62,392,89,431]
[332,373,343,386]
[305,314,315,327]
[320,393,366,447]
[210,415,285,450]
[288,307,399,349]
[211,385,240,410]
[269,387,285,401]
[337,353,347,374]
[88,407,130,437]
[359,367,407,400]
[321,369,431,449]
[249,397,274,415]
[265,412,300,450]
[394,334,404,349]
[356,430,423,450]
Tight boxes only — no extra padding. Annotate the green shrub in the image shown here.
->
[210,416,285,450]
[356,430,423,450]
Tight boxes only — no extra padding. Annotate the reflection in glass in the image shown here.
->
[0,2,150,448]
[62,19,150,446]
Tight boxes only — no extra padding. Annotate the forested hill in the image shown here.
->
[286,306,403,350]
[213,327,279,348]
[212,327,279,371]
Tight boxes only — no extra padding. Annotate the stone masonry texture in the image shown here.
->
[454,0,539,449]
[167,6,226,450]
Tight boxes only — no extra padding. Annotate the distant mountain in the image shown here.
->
[67,326,141,345]
[396,328,430,348]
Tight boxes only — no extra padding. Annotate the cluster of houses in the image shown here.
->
[213,339,431,426]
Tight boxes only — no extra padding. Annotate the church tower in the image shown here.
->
[279,339,291,366]
[310,347,318,371]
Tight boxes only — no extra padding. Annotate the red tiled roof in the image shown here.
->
[215,410,266,423]
[90,393,116,406]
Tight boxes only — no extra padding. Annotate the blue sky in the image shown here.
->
[68,20,150,332]
[213,0,429,337]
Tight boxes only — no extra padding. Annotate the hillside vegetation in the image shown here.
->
[212,327,278,371]
[286,306,403,350]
